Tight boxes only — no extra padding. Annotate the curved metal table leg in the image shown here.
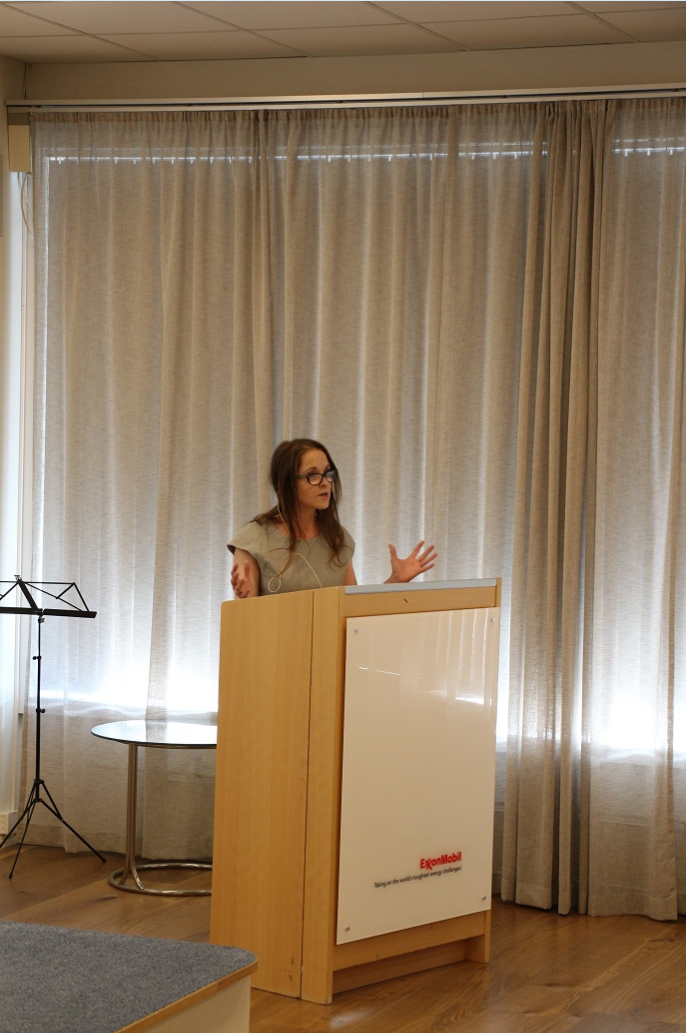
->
[109,743,212,897]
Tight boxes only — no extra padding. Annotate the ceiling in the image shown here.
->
[0,0,685,65]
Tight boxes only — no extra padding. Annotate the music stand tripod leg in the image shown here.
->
[0,780,106,878]
[0,782,40,878]
[36,779,107,863]
[0,594,106,879]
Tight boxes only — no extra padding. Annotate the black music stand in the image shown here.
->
[0,576,106,877]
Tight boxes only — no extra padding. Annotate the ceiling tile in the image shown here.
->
[180,1,403,29]
[0,33,151,62]
[258,23,464,56]
[6,1,225,34]
[598,7,686,38]
[0,5,77,35]
[423,13,632,48]
[101,30,303,60]
[576,1,686,9]
[374,1,576,20]
[3,0,686,67]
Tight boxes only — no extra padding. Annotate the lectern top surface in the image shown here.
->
[344,578,497,595]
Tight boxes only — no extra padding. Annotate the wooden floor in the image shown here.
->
[2,844,686,1032]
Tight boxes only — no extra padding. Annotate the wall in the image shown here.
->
[23,40,686,102]
[0,53,27,832]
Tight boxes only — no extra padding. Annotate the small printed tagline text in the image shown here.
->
[374,865,462,889]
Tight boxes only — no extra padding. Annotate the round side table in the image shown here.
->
[91,719,216,897]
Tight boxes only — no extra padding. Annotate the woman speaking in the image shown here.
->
[229,438,436,598]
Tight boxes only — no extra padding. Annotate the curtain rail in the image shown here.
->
[7,83,686,113]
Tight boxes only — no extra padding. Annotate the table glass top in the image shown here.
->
[91,719,217,748]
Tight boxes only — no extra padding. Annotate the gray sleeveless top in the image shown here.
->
[228,520,355,595]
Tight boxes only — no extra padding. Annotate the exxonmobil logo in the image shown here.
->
[420,851,462,871]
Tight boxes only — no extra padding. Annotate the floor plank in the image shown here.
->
[2,844,686,1032]
[0,845,212,941]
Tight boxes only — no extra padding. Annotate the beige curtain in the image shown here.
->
[26,103,686,918]
[503,99,686,919]
[502,102,604,913]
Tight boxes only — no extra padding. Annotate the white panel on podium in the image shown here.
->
[336,607,499,945]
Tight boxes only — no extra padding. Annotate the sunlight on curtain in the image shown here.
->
[27,107,527,861]
[502,99,686,920]
[588,100,686,918]
[25,102,686,918]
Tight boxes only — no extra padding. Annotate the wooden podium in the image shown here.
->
[211,579,500,1004]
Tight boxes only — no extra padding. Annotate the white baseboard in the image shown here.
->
[0,811,18,836]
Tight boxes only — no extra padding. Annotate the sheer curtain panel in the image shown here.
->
[502,100,686,920]
[26,104,686,918]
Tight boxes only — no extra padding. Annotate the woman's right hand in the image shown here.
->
[231,549,260,598]
[231,560,257,599]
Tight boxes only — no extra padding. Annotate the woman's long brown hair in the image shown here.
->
[254,438,346,560]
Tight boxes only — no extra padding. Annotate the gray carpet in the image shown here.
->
[0,921,256,1033]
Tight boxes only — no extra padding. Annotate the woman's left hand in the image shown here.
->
[386,540,437,584]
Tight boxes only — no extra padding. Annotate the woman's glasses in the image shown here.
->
[297,468,338,486]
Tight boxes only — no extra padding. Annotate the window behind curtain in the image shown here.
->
[27,104,686,916]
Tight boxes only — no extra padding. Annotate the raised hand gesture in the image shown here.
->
[386,540,437,584]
